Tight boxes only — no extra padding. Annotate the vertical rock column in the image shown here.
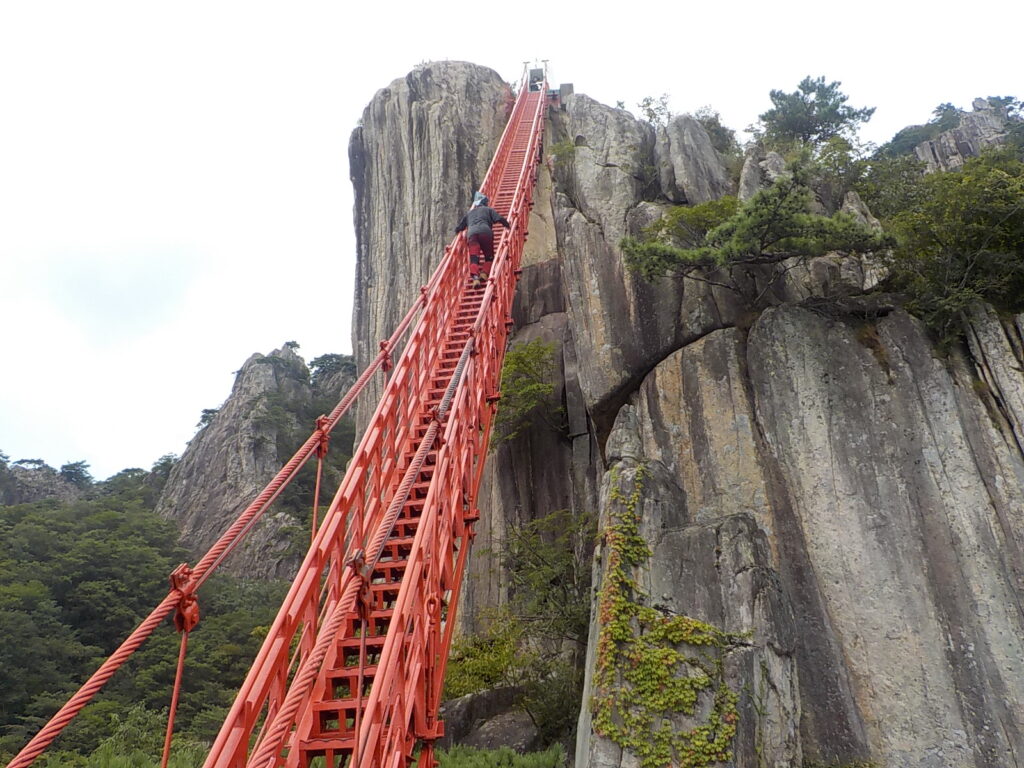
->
[349,62,510,432]
[750,307,1024,767]
[577,331,802,768]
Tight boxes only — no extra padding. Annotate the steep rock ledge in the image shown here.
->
[915,98,1012,172]
[0,462,84,505]
[156,346,348,578]
[749,307,1024,766]
[576,404,801,768]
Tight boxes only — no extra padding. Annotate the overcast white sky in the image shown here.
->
[1,1,1020,480]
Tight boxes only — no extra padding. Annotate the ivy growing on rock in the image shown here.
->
[592,466,746,768]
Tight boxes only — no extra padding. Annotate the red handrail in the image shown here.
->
[222,82,546,768]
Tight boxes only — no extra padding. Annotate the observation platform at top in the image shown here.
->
[527,65,573,107]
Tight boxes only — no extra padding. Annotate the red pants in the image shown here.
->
[467,232,494,278]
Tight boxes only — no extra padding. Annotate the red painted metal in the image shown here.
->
[7,284,427,768]
[160,629,191,768]
[7,77,547,768]
[206,81,547,768]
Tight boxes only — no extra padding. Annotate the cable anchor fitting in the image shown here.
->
[169,564,200,634]
[314,415,331,458]
[428,405,447,430]
[379,340,393,372]
[345,549,375,621]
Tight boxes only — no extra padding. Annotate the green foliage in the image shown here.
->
[492,340,563,446]
[0,477,186,759]
[435,744,566,768]
[39,705,207,767]
[252,392,296,438]
[1,346,358,763]
[102,577,288,745]
[637,94,671,126]
[881,149,1024,344]
[987,95,1023,120]
[990,96,1024,155]
[501,509,594,647]
[308,353,357,387]
[700,172,885,266]
[147,454,178,496]
[0,452,12,502]
[503,507,595,738]
[629,197,740,278]
[814,135,870,210]
[15,458,47,468]
[196,408,220,429]
[933,102,961,122]
[592,467,746,768]
[690,106,740,158]
[879,102,962,157]
[549,139,577,167]
[262,388,356,528]
[444,609,523,699]
[856,153,929,221]
[444,609,581,742]
[622,160,890,289]
[756,76,875,149]
[445,507,594,740]
[0,467,288,763]
[60,461,94,489]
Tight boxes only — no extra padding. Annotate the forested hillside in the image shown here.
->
[0,348,355,766]
[0,456,289,765]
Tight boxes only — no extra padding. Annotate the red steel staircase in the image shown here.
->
[7,76,548,768]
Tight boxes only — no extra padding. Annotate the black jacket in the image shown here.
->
[456,206,510,237]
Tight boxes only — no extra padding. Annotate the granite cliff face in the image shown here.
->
[155,346,354,578]
[349,61,511,432]
[0,461,84,505]
[915,98,1012,172]
[350,63,1024,767]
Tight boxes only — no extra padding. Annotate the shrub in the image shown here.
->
[881,148,1024,344]
[444,610,523,700]
[492,340,563,446]
[856,153,928,222]
[637,94,671,126]
[309,353,357,386]
[690,106,740,158]
[549,139,577,167]
[622,158,890,294]
[436,744,566,768]
[444,505,595,741]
